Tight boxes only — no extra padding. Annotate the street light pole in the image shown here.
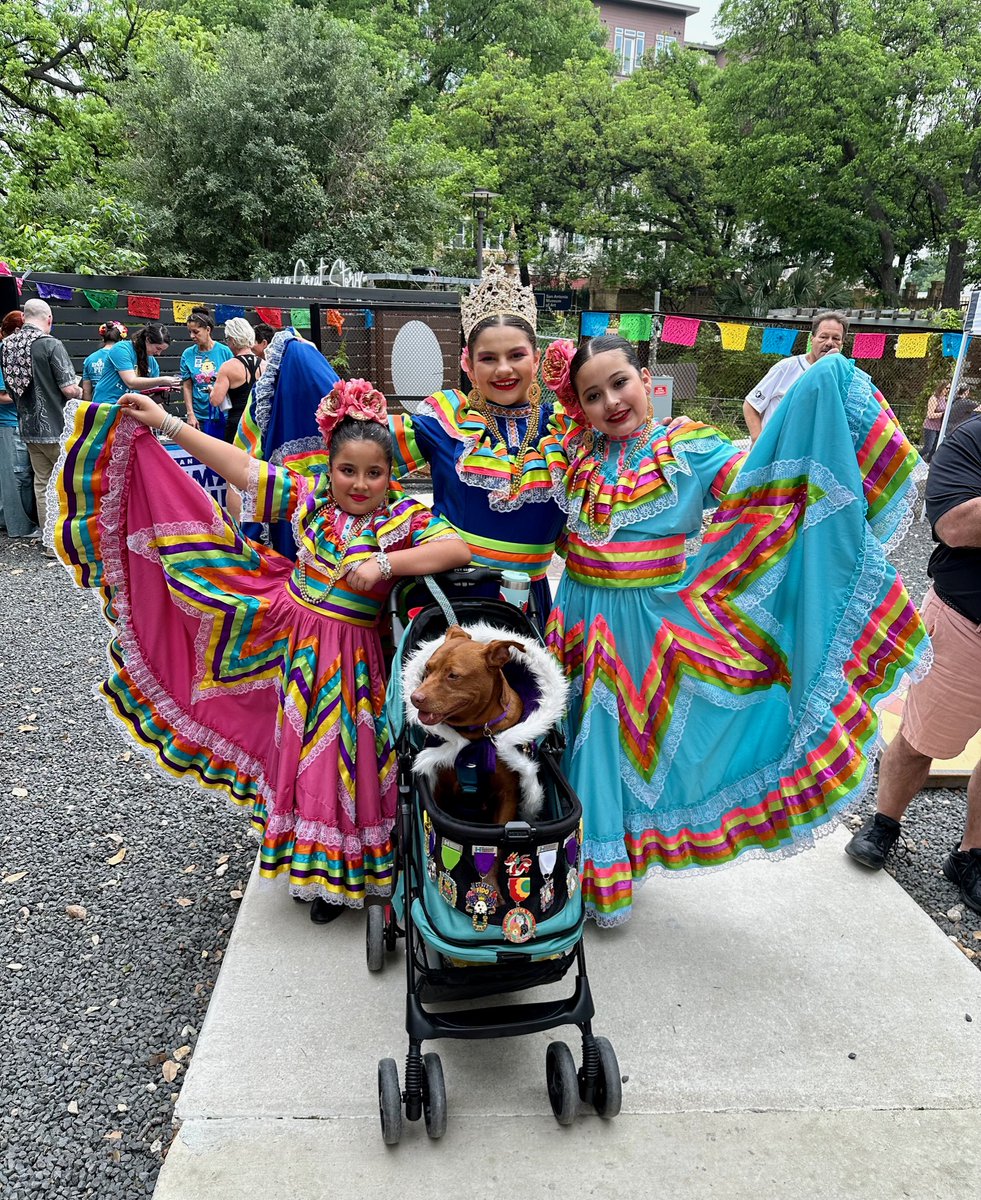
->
[476,204,486,277]
[464,189,500,278]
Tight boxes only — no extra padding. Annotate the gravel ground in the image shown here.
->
[1,537,257,1198]
[1,485,979,1197]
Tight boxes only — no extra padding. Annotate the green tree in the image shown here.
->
[327,0,605,100]
[712,0,981,304]
[420,46,733,297]
[120,7,450,278]
[0,0,214,271]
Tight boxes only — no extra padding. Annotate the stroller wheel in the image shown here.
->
[366,905,386,973]
[422,1052,447,1139]
[378,1057,403,1145]
[545,1041,578,1126]
[592,1036,623,1119]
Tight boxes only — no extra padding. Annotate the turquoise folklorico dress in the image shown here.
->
[546,354,928,926]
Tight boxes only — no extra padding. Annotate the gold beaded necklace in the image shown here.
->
[468,388,543,498]
[584,406,657,532]
[296,496,376,602]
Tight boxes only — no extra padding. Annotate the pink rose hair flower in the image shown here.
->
[316,378,388,446]
[541,339,581,419]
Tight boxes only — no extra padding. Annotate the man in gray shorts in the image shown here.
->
[845,414,981,913]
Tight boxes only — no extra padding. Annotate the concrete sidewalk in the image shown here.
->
[154,827,981,1198]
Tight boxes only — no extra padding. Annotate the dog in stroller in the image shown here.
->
[368,568,622,1144]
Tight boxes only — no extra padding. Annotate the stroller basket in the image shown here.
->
[417,760,583,949]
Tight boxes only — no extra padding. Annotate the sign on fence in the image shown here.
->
[162,441,227,508]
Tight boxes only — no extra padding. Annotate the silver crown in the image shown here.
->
[461,265,538,342]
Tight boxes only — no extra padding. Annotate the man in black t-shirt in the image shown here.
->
[844,416,981,914]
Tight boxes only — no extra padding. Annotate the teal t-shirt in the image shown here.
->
[93,341,160,406]
[0,365,18,427]
[83,347,111,391]
[180,342,234,421]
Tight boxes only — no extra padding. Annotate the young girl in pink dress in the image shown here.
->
[53,380,470,923]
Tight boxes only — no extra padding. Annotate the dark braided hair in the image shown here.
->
[569,334,643,397]
[466,313,537,357]
[329,415,394,471]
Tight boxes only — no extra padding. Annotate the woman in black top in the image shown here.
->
[210,317,263,445]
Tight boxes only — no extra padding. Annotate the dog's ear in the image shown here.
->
[484,639,524,669]
[444,625,471,643]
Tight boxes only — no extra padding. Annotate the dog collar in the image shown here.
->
[456,708,511,738]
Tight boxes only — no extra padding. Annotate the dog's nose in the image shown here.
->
[410,689,426,708]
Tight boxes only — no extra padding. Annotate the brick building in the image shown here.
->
[593,0,699,75]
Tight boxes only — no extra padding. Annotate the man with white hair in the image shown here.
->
[0,299,82,553]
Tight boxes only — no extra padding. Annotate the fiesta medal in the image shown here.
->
[438,871,458,907]
[502,906,537,944]
[465,882,499,932]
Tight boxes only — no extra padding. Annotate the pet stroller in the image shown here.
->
[368,567,621,1143]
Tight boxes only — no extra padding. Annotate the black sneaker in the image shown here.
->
[309,896,345,924]
[942,848,981,916]
[844,813,902,869]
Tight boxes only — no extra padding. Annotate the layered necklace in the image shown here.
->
[296,495,377,602]
[468,387,543,499]
[585,406,658,532]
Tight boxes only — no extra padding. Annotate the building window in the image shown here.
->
[654,33,678,59]
[614,27,646,75]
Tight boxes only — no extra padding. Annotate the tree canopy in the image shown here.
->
[2,0,979,302]
[713,0,981,303]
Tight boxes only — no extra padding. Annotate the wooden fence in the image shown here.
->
[5,271,462,397]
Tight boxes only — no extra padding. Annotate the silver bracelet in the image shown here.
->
[159,412,185,440]
[374,549,393,580]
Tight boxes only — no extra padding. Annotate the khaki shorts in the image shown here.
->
[901,586,981,760]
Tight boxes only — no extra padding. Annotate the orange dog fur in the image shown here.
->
[409,625,526,824]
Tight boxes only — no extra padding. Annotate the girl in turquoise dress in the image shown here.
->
[543,335,927,926]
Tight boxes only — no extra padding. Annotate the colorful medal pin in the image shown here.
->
[465,882,498,932]
[502,906,537,944]
[438,872,458,907]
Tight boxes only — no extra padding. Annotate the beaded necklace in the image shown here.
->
[584,407,658,532]
[468,390,543,498]
[296,496,378,602]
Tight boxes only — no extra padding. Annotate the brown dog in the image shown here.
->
[410,626,526,824]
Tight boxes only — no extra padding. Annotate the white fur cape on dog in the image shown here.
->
[401,622,569,820]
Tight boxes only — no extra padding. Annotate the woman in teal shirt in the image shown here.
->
[180,306,233,437]
[82,320,129,402]
[93,323,180,406]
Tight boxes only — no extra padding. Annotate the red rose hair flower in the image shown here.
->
[315,378,388,447]
[541,338,581,419]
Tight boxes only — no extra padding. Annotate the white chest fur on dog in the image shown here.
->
[402,622,569,820]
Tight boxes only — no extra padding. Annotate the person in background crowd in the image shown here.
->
[0,310,39,540]
[742,311,849,443]
[208,317,264,446]
[252,322,276,360]
[92,323,180,406]
[920,381,949,463]
[82,320,129,403]
[845,410,981,914]
[181,306,234,437]
[0,298,81,553]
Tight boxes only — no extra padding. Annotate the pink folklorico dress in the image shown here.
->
[53,401,454,909]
